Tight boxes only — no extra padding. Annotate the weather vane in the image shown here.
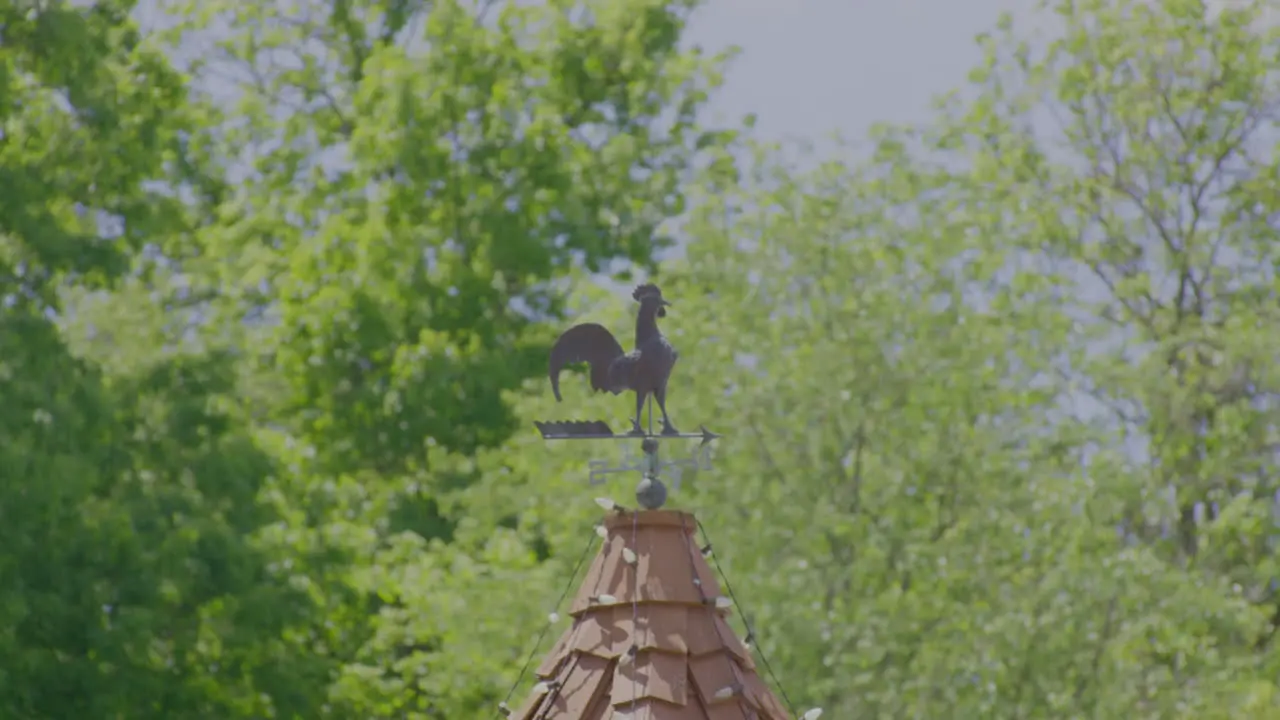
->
[534,283,719,509]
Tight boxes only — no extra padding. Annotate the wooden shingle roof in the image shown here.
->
[510,510,791,720]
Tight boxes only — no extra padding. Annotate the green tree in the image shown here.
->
[438,0,1280,718]
[670,0,1280,715]
[14,0,1277,717]
[131,0,737,715]
[0,1,316,718]
[159,0,733,473]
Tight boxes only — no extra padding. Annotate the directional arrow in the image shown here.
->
[534,417,721,503]
[534,420,722,443]
[695,425,720,447]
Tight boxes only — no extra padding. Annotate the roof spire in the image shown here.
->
[505,285,824,719]
[506,509,796,719]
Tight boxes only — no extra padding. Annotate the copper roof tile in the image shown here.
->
[688,653,747,705]
[563,604,691,658]
[571,512,721,614]
[535,624,576,678]
[611,651,689,706]
[513,510,790,720]
[603,699,715,720]
[702,706,760,720]
[516,653,614,720]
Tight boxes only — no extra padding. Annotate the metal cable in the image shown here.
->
[696,517,799,717]
[532,653,582,720]
[678,514,751,720]
[630,509,645,717]
[497,522,598,716]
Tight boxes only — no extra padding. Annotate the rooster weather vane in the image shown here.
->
[534,283,719,509]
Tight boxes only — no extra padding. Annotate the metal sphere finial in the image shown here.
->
[636,475,667,509]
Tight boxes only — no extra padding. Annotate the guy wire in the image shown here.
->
[696,517,799,716]
[497,522,597,715]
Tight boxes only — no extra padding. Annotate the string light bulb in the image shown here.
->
[531,679,561,696]
[713,682,744,700]
[590,594,617,605]
[619,644,639,666]
[595,525,608,539]
[595,497,617,511]
[547,612,560,624]
[801,709,824,719]
[622,547,637,564]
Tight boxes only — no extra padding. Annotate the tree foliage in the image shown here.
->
[158,0,730,472]
[0,1,308,717]
[452,1,1280,717]
[5,0,1280,718]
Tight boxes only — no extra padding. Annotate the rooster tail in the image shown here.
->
[551,369,564,402]
[547,323,627,399]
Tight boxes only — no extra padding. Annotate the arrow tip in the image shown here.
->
[698,425,721,446]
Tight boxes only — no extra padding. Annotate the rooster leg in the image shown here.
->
[656,384,678,435]
[629,391,647,436]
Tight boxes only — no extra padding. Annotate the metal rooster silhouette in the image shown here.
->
[548,283,680,435]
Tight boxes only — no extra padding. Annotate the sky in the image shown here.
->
[125,0,1279,521]
[136,0,1037,171]
[691,0,1266,147]
[686,0,1026,150]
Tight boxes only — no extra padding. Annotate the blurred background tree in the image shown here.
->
[3,0,1280,717]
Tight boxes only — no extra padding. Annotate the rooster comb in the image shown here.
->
[632,283,663,302]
